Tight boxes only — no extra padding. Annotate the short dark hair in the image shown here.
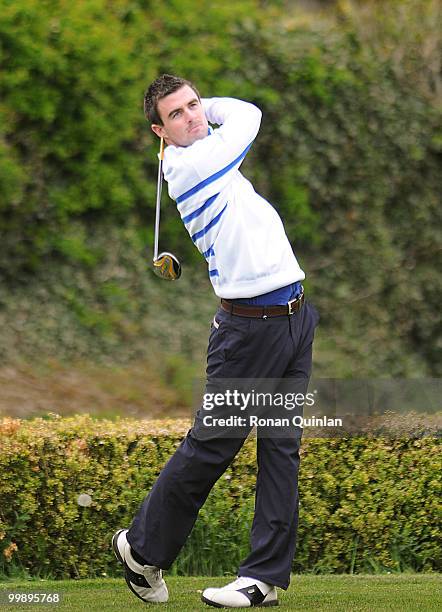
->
[144,74,201,124]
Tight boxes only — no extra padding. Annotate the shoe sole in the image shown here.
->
[201,595,279,608]
[124,572,159,604]
[112,529,126,565]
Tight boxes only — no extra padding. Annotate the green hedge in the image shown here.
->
[0,0,255,277]
[1,1,440,378]
[0,416,440,578]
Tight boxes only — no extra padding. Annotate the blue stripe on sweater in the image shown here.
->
[191,203,228,243]
[202,245,215,258]
[176,142,253,204]
[208,269,219,277]
[182,193,219,225]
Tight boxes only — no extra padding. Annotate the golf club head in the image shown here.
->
[153,252,182,280]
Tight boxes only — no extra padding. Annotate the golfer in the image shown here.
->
[113,74,319,608]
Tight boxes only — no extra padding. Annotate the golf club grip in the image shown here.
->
[153,138,164,261]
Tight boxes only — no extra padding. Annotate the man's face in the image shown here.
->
[152,85,209,147]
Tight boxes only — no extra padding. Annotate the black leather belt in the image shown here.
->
[220,290,304,318]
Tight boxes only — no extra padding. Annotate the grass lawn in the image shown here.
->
[0,574,440,611]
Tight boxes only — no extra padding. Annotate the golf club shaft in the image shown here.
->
[153,137,165,261]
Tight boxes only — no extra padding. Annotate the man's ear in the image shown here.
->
[151,124,165,139]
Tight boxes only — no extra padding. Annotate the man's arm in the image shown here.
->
[199,97,262,172]
[164,97,262,203]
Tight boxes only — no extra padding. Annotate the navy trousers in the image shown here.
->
[127,299,319,589]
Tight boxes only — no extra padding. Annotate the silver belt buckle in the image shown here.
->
[287,286,304,315]
[287,298,296,315]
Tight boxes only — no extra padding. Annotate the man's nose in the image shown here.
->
[185,108,197,121]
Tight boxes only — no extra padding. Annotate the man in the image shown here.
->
[113,74,319,608]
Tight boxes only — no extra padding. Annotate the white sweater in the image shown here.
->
[162,97,305,299]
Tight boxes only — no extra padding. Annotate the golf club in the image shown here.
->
[152,137,182,280]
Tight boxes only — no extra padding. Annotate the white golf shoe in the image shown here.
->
[112,528,168,603]
[202,576,278,608]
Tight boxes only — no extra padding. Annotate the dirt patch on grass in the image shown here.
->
[0,360,189,420]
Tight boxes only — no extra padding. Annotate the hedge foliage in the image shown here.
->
[236,17,441,376]
[1,0,440,378]
[0,0,255,275]
[0,416,440,578]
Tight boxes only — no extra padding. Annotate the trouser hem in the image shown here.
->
[237,571,289,591]
[126,533,170,570]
